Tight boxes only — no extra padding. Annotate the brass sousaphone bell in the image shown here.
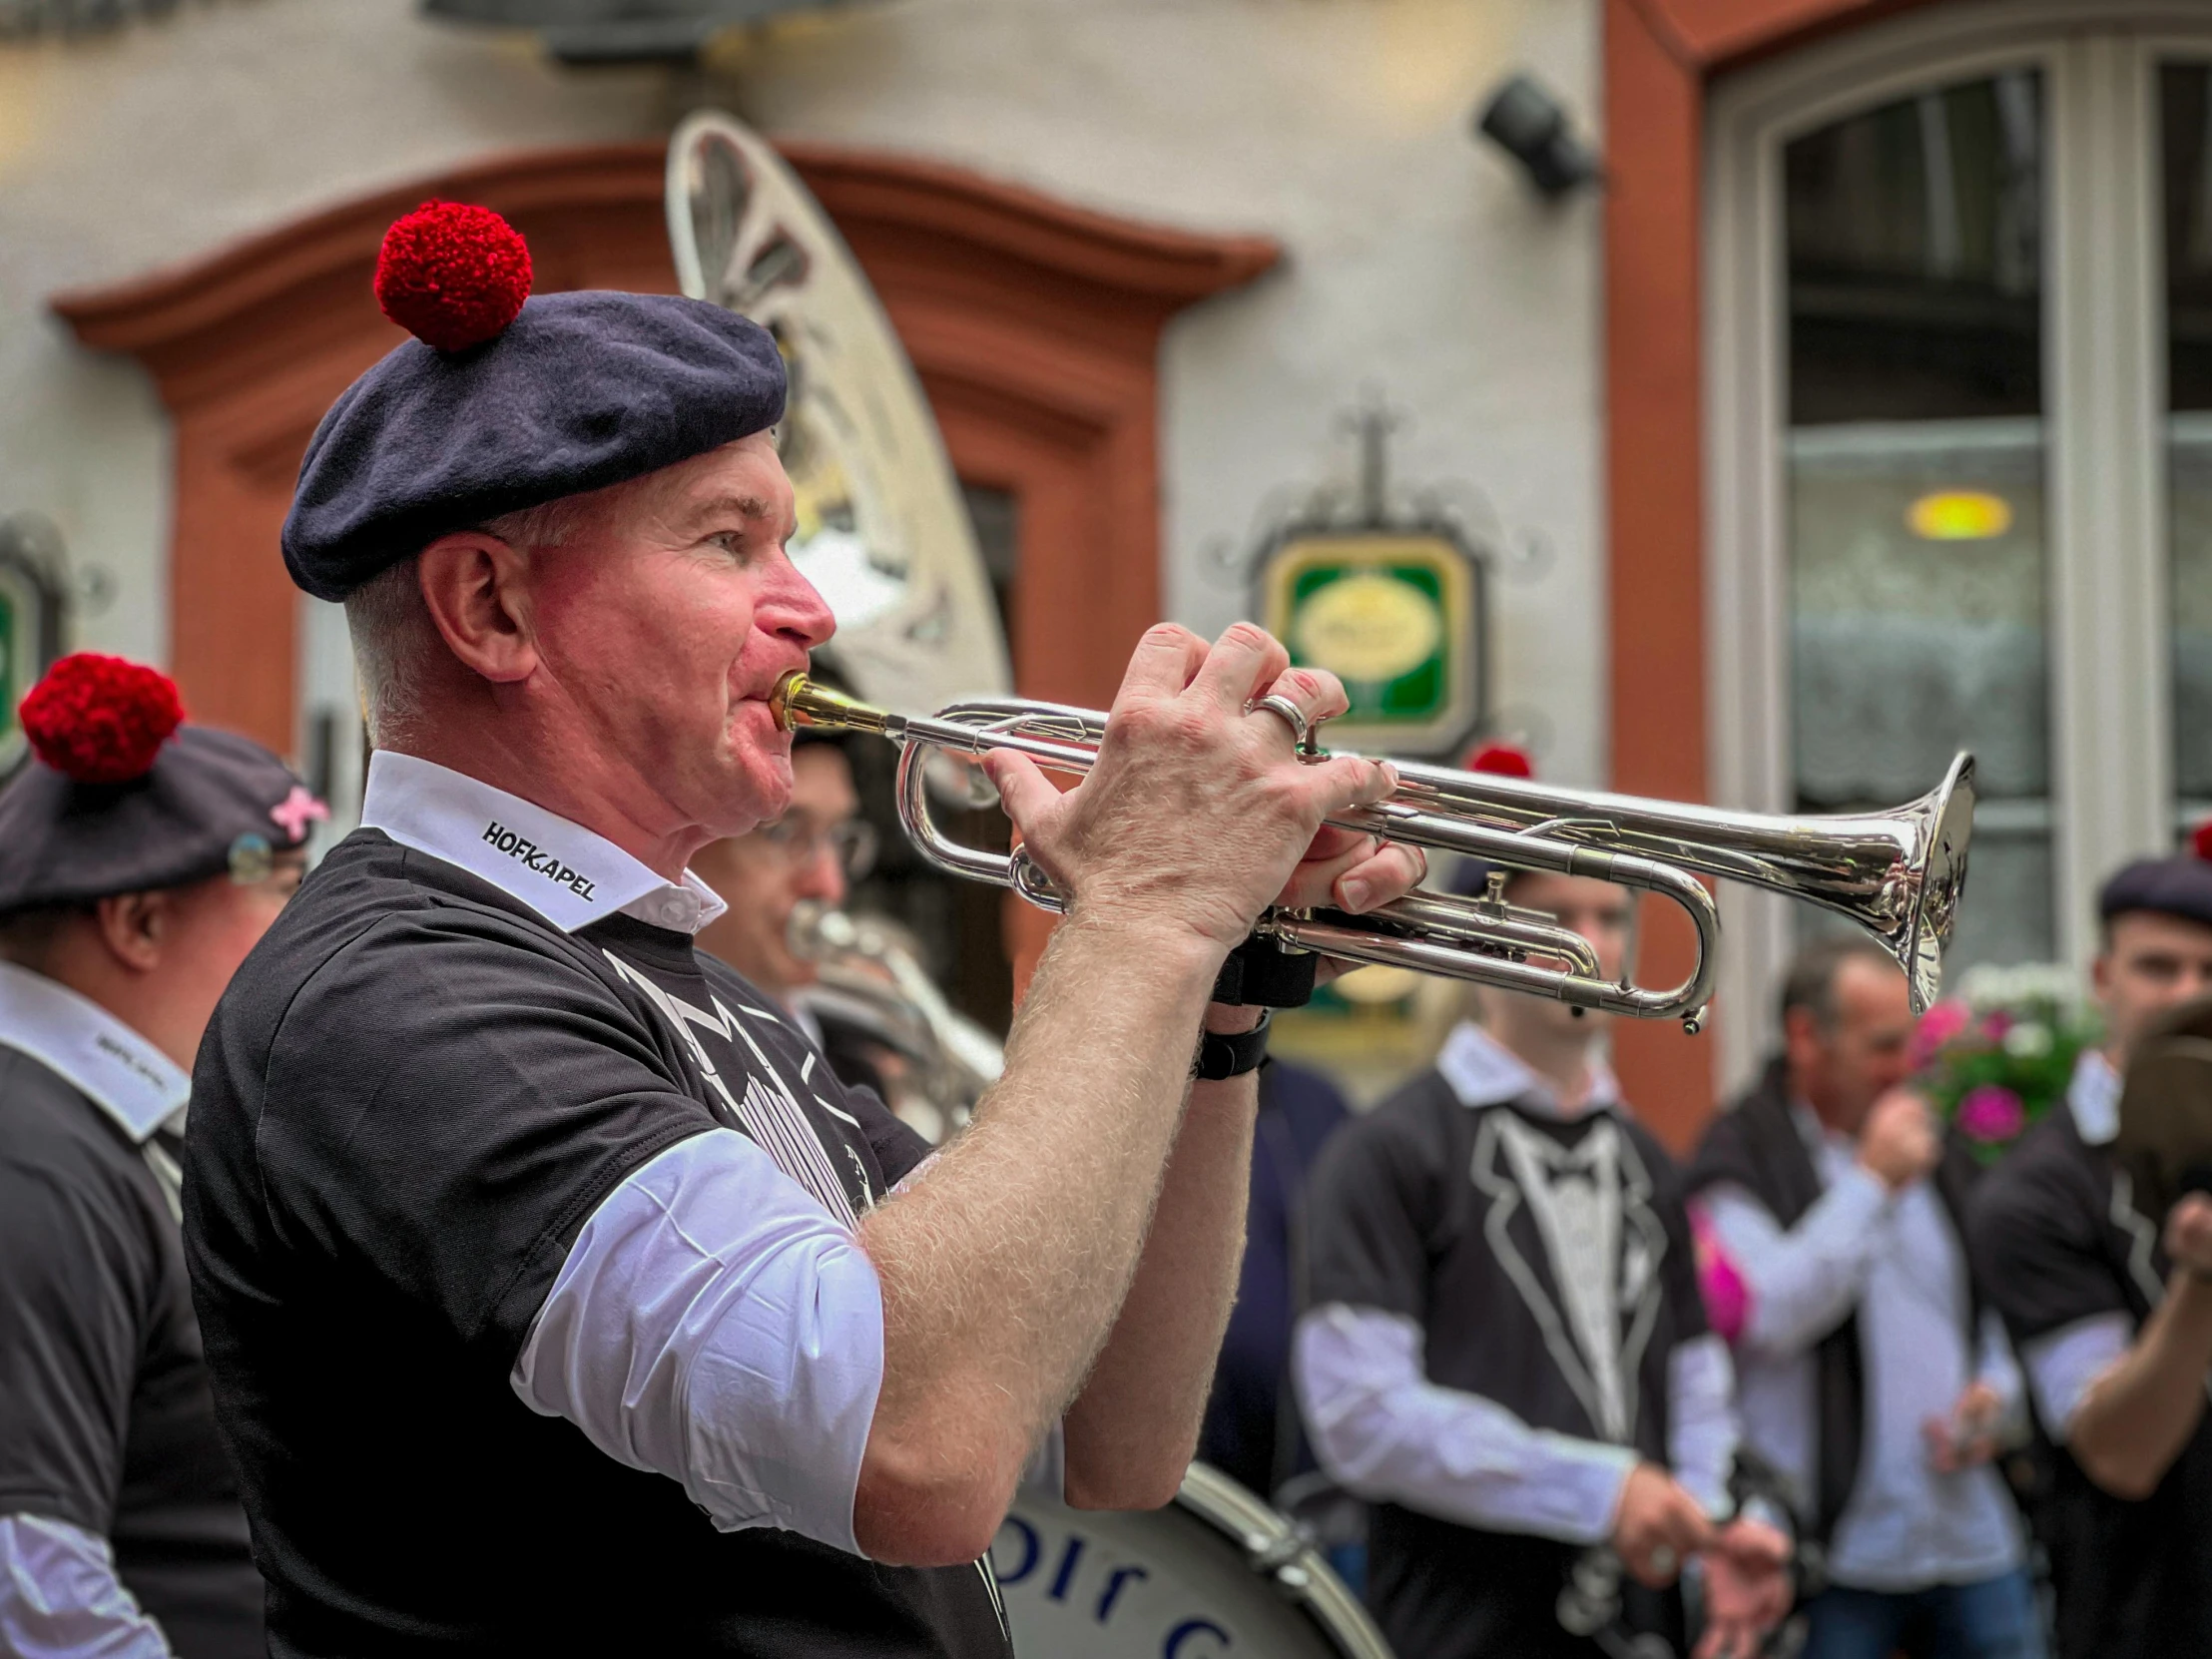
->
[772,673,1976,1031]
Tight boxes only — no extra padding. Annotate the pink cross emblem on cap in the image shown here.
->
[271,785,330,842]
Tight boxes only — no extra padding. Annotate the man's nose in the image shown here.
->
[765,559,837,652]
[794,844,846,906]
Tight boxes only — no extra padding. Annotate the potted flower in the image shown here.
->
[1913,963,2097,1165]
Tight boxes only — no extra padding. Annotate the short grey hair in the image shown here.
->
[344,497,586,748]
[1778,933,1899,1033]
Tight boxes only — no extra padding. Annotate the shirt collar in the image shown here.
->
[1435,1019,1622,1120]
[2069,1048,2121,1147]
[0,962,188,1143]
[359,751,728,936]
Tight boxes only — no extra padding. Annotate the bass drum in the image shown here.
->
[992,1462,1393,1659]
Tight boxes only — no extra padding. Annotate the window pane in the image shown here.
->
[2162,64,2212,811]
[1784,71,2052,973]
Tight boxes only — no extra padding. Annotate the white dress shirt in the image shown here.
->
[0,963,193,1658]
[1295,1023,1745,1545]
[1698,1100,2025,1591]
[359,753,893,1554]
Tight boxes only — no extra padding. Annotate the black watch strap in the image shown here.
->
[1194,1010,1272,1081]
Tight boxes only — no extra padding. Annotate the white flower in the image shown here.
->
[2002,1020,2053,1058]
[1957,961,2083,1016]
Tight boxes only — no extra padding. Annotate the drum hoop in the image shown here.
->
[1174,1463,1394,1659]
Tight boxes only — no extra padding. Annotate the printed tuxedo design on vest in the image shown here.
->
[601,952,868,1227]
[1476,1108,1668,1445]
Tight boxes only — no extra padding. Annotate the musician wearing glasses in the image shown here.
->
[687,717,874,1012]
[182,204,1423,1659]
[1294,812,1791,1659]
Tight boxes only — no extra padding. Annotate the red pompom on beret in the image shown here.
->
[374,201,533,353]
[20,653,186,785]
[1466,741,1535,780]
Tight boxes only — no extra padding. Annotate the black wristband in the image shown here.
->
[1193,1010,1272,1081]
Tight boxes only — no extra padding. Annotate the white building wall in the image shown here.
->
[0,0,669,666]
[0,0,1605,782]
[722,0,1608,785]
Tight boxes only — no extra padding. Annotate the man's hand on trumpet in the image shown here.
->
[980,621,1426,971]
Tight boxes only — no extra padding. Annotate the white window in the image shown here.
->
[1706,2,2212,1088]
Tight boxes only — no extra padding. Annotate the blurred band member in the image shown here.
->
[1688,938,2040,1659]
[1295,844,1789,1659]
[690,724,870,1013]
[0,655,317,1658]
[1968,847,2212,1659]
[688,723,891,1101]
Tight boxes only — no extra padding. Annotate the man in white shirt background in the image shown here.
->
[1687,937,2040,1659]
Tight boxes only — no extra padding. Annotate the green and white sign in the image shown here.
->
[1261,532,1481,756]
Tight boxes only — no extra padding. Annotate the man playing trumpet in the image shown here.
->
[183,203,1424,1658]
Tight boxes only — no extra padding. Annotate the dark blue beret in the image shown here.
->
[2100,853,2212,934]
[282,290,787,602]
[0,727,316,912]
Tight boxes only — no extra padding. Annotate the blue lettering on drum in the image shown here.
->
[989,1516,1236,1653]
[1097,1564,1149,1621]
[1048,1537,1087,1601]
[1165,1617,1233,1657]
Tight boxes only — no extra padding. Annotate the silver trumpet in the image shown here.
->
[770,673,1976,1033]
[787,899,1003,1143]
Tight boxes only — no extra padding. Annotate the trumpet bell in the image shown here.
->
[1888,754,1974,1017]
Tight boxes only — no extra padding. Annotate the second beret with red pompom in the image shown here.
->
[0,654,321,913]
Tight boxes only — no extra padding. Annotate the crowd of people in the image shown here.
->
[3,196,2212,1659]
[1189,836,2212,1659]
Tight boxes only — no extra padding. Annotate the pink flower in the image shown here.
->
[1912,999,1972,1066]
[1956,1085,2025,1145]
[1982,1010,2014,1041]
[1690,1207,1752,1345]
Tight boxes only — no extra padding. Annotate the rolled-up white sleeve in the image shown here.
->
[512,1129,884,1556]
[2019,1312,2134,1443]
[1293,1303,1638,1544]
[1667,1334,1741,1518]
[0,1513,172,1658]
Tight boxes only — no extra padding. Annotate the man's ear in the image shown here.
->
[93,889,168,975]
[417,531,538,685]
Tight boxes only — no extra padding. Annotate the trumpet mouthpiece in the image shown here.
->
[770,671,893,738]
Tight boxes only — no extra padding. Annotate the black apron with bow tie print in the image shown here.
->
[1305,1071,1707,1659]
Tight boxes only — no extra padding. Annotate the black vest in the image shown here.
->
[1685,1058,1986,1541]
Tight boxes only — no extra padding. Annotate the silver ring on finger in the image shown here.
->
[1647,1546,1676,1578]
[1250,693,1311,749]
